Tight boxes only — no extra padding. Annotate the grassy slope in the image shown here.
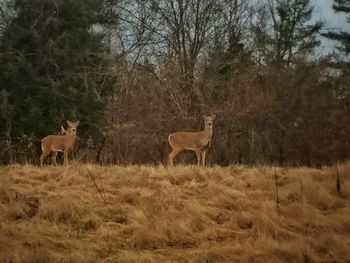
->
[0,163,350,262]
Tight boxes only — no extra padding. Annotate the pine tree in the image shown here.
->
[323,0,350,57]
[252,0,323,66]
[0,0,117,140]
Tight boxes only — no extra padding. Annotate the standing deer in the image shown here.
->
[168,114,216,166]
[40,120,79,166]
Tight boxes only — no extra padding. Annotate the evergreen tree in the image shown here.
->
[252,0,322,66]
[0,0,117,140]
[323,0,350,58]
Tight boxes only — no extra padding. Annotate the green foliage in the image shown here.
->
[323,0,350,58]
[0,0,117,139]
[252,0,323,66]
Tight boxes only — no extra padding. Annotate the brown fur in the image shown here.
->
[40,121,79,166]
[168,114,215,166]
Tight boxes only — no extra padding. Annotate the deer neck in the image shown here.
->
[203,125,213,139]
[65,134,77,143]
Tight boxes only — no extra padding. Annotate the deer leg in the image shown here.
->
[40,149,50,167]
[195,149,202,166]
[63,150,69,166]
[201,150,206,166]
[52,151,58,166]
[168,148,181,166]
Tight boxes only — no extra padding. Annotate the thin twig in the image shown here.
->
[336,163,341,195]
[298,173,305,203]
[274,166,280,215]
[85,166,108,204]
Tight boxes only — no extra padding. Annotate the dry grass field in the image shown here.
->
[1,163,350,263]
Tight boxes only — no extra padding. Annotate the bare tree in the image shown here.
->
[113,0,252,114]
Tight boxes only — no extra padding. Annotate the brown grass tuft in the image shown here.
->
[1,163,350,262]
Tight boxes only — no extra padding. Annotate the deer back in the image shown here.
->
[41,134,76,152]
[169,131,210,150]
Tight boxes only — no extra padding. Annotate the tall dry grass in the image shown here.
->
[0,163,350,262]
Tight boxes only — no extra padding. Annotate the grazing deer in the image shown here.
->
[168,114,216,166]
[40,120,79,166]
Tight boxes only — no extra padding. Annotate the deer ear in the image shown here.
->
[202,114,206,119]
[75,120,80,126]
[212,114,216,120]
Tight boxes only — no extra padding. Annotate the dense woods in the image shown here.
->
[0,0,349,166]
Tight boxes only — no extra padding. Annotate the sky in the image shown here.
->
[311,0,349,56]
